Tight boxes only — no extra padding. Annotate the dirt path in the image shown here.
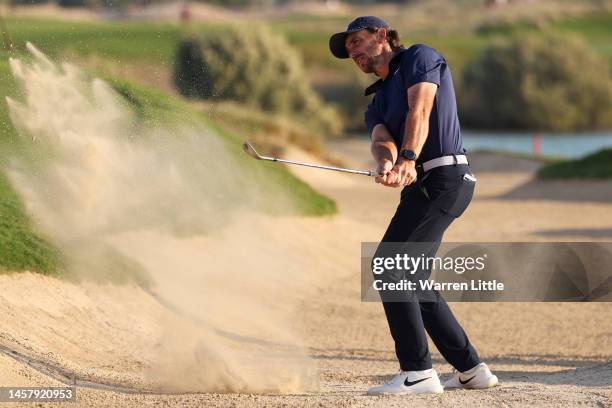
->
[0,141,611,407]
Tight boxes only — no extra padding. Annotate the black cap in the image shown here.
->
[329,16,391,59]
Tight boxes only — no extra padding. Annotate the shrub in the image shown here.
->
[174,25,342,137]
[538,148,612,179]
[461,33,612,131]
[10,0,48,5]
[57,0,89,8]
[475,18,544,36]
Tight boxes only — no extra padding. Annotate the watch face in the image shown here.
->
[402,150,416,160]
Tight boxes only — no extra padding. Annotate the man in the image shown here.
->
[329,16,499,395]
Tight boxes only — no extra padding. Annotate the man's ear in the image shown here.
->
[376,28,387,44]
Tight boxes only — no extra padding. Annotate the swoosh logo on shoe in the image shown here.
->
[404,377,430,387]
[459,375,476,385]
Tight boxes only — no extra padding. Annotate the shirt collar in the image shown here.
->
[364,48,406,96]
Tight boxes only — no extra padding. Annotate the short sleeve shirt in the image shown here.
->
[363,44,465,164]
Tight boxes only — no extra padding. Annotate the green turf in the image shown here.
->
[537,148,612,179]
[550,12,612,60]
[208,121,337,216]
[0,171,63,274]
[4,18,181,64]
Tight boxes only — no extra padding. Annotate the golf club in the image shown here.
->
[242,141,378,177]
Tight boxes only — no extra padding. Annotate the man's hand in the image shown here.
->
[374,160,393,184]
[384,158,417,188]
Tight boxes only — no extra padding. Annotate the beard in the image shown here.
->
[355,53,375,73]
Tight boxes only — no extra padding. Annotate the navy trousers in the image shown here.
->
[374,162,481,372]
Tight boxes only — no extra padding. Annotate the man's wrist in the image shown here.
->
[396,156,416,166]
[377,159,393,169]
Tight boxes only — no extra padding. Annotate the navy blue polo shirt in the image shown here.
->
[364,44,465,164]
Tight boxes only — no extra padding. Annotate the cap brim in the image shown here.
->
[329,31,350,59]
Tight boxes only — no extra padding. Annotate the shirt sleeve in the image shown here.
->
[402,45,445,89]
[364,97,384,136]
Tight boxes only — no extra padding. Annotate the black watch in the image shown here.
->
[400,149,417,161]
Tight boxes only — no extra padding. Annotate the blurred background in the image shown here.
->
[1,0,610,156]
[0,3,610,403]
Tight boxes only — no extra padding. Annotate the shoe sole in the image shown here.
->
[368,385,445,396]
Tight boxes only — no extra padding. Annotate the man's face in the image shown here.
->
[345,28,385,74]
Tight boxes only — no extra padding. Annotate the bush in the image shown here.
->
[58,0,89,8]
[174,25,342,138]
[538,148,612,179]
[475,18,544,36]
[461,33,612,131]
[10,0,48,5]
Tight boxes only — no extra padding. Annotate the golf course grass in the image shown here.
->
[0,171,63,274]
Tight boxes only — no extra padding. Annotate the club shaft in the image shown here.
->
[259,155,376,177]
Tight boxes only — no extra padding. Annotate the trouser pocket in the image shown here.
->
[446,176,475,217]
[423,170,476,218]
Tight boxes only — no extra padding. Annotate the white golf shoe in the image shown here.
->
[367,368,444,395]
[444,362,499,389]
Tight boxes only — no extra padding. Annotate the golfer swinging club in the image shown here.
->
[329,16,499,395]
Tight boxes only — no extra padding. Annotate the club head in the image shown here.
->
[242,141,263,160]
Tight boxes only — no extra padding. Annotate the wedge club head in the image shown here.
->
[242,141,263,160]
